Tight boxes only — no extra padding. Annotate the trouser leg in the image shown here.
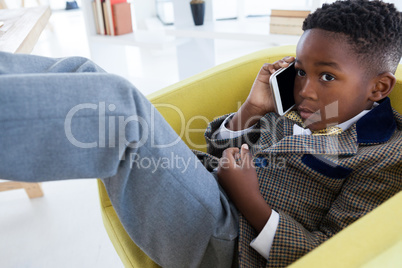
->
[101,84,238,267]
[0,52,238,267]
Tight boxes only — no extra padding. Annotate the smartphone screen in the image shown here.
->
[276,63,296,113]
[269,62,297,115]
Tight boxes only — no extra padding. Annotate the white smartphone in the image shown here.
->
[269,61,296,116]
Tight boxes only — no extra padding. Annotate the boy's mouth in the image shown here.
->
[298,106,322,126]
[297,106,315,120]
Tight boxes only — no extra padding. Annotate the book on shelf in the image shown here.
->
[270,17,306,27]
[269,9,310,36]
[112,2,133,35]
[91,1,100,34]
[103,1,112,35]
[271,9,310,18]
[270,25,304,35]
[93,0,105,35]
[92,0,133,36]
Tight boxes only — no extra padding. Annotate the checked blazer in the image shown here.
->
[196,97,402,268]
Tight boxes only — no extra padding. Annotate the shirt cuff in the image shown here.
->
[214,113,256,140]
[249,210,280,260]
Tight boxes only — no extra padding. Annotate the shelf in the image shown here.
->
[164,17,301,45]
[87,17,301,49]
[88,30,185,49]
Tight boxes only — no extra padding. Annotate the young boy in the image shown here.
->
[210,0,402,267]
[0,0,401,268]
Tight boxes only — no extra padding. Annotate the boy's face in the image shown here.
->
[294,29,375,131]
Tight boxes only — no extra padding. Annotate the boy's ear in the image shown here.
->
[369,72,396,102]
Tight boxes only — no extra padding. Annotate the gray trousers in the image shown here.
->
[0,52,238,267]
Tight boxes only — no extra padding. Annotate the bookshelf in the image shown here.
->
[81,0,306,79]
[82,0,174,49]
[88,30,181,49]
[164,17,300,45]
[82,2,301,48]
[81,0,179,77]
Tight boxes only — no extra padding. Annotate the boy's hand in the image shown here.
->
[227,56,295,131]
[217,144,271,232]
[247,56,295,116]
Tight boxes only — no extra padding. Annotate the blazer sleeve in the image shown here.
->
[266,150,402,268]
[204,114,261,158]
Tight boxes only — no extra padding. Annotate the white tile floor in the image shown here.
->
[0,179,124,268]
[0,7,295,268]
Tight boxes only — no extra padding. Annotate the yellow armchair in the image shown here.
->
[98,45,402,268]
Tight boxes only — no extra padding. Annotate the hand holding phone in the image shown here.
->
[242,57,295,115]
[269,61,297,116]
[226,57,295,131]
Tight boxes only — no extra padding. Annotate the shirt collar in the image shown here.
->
[293,102,379,136]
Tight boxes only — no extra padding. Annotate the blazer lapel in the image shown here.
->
[254,98,397,156]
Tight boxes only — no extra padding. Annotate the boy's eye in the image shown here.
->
[297,69,306,77]
[321,74,335,81]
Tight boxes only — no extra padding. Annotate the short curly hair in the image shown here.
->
[303,0,402,74]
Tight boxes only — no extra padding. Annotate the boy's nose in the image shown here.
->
[298,79,318,100]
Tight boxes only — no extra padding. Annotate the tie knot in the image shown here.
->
[285,111,304,125]
[285,111,343,136]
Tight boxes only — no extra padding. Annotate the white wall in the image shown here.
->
[389,0,402,11]
[131,0,156,29]
[312,0,402,11]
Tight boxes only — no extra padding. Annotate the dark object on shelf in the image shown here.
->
[65,1,79,10]
[190,2,205,26]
